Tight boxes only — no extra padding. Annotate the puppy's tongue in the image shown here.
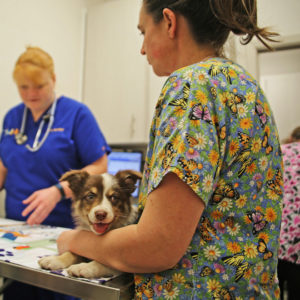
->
[93,223,109,234]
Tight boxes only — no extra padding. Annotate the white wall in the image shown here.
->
[258,0,300,37]
[83,0,150,144]
[0,0,87,125]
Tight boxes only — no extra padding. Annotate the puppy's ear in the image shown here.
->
[60,170,89,196]
[115,170,142,195]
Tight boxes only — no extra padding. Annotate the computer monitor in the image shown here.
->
[107,151,143,198]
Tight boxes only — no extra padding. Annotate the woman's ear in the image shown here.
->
[162,8,177,39]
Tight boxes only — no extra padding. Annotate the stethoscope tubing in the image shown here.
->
[16,99,57,152]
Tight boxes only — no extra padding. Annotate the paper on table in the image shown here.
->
[0,220,115,284]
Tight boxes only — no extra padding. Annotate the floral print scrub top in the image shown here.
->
[279,141,300,264]
[135,58,283,299]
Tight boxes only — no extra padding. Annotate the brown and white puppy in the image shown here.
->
[38,169,142,278]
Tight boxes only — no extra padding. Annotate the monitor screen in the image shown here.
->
[107,151,143,198]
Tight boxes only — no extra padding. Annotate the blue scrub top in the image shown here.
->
[0,96,110,228]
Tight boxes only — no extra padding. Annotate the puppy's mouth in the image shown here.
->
[92,222,111,235]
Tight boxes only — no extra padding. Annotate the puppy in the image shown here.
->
[38,169,142,278]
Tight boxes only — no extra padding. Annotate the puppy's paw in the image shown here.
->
[66,262,97,278]
[39,255,69,270]
[66,261,119,278]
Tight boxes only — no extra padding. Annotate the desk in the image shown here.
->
[0,218,133,299]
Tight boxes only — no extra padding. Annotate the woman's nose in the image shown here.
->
[28,88,39,97]
[140,43,146,55]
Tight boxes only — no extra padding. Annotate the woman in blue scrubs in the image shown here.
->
[0,46,110,300]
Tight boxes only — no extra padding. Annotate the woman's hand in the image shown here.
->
[22,185,61,225]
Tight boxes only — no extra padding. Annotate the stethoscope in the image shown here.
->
[15,99,57,152]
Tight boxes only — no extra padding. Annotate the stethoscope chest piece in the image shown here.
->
[15,133,28,145]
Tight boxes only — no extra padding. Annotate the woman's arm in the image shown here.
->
[82,153,108,174]
[57,172,205,273]
[0,159,7,191]
[22,154,108,225]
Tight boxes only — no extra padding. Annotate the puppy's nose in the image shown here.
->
[95,211,107,221]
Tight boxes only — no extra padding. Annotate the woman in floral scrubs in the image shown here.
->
[57,1,283,299]
[278,127,300,300]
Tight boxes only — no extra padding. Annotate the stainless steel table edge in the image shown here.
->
[0,260,121,300]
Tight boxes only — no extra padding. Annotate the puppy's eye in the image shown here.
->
[109,195,119,205]
[84,192,96,201]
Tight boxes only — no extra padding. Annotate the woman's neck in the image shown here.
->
[31,110,44,122]
[30,93,56,122]
[30,97,55,122]
[169,14,217,73]
[169,43,216,75]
